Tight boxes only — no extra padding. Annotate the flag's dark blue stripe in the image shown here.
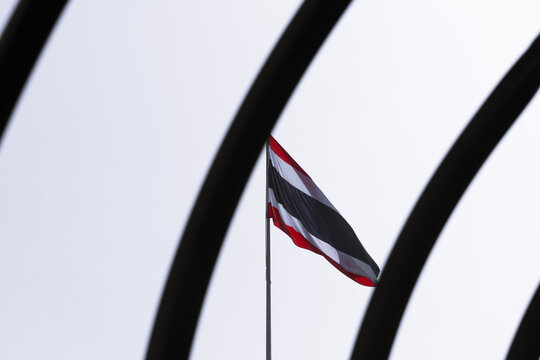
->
[268,163,380,274]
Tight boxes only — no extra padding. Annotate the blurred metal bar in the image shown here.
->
[0,0,68,148]
[351,33,540,359]
[145,1,352,359]
[506,282,540,360]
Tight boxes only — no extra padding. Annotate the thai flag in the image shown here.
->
[266,135,380,286]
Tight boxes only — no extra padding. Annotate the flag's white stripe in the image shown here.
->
[268,149,337,212]
[268,188,378,281]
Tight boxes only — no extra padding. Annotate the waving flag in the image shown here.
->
[266,136,379,286]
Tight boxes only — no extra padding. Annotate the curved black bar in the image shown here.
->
[145,1,352,359]
[0,0,68,148]
[506,282,540,360]
[351,33,540,359]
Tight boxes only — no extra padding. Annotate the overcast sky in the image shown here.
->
[0,1,539,359]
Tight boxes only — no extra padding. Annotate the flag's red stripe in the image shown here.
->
[268,136,310,178]
[267,203,375,287]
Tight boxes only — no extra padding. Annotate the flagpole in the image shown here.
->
[265,138,272,360]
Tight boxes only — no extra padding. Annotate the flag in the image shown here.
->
[266,135,380,286]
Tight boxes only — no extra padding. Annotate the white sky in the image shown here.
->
[0,1,539,359]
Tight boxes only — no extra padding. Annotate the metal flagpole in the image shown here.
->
[265,138,272,360]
